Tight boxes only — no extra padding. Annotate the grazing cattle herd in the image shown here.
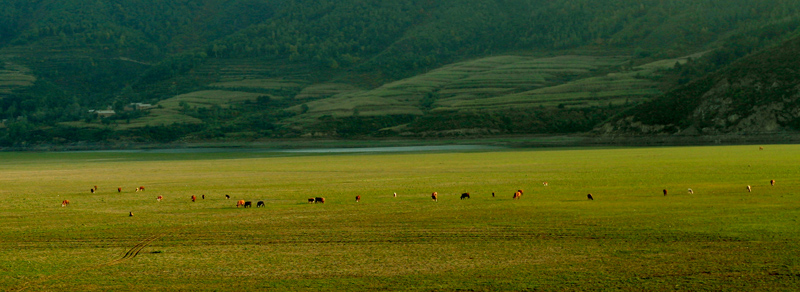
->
[58,146,778,214]
[59,176,777,212]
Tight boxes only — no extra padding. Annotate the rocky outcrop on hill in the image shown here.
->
[599,36,800,136]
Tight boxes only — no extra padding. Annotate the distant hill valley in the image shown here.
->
[2,0,800,147]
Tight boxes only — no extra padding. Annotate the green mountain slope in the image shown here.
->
[1,0,800,145]
[599,36,800,136]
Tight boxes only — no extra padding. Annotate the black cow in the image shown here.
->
[314,197,325,203]
[587,193,593,200]
[244,201,252,208]
[257,201,265,207]
[460,193,470,200]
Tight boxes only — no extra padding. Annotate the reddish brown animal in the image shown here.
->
[94,185,98,191]
[663,189,668,196]
[157,195,163,202]
[237,200,246,207]
[355,195,361,202]
[770,179,775,186]
[759,146,764,150]
[747,185,752,192]
[61,200,70,207]
[513,191,521,199]
[191,195,197,202]
[431,192,438,202]
[136,186,145,192]
[117,187,122,193]
[314,197,325,203]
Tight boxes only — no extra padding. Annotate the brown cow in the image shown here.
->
[191,195,196,202]
[460,193,470,200]
[61,200,70,207]
[136,186,145,192]
[314,197,325,203]
[237,200,246,207]
[157,195,163,202]
[747,185,752,192]
[587,193,593,200]
[663,189,668,196]
[244,201,252,208]
[308,198,315,203]
[256,201,265,207]
[355,195,361,202]
[770,179,775,186]
[513,191,520,199]
[543,182,549,186]
[431,192,438,202]
[94,185,98,191]
[759,146,764,150]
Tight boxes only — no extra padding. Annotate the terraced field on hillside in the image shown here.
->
[117,53,697,131]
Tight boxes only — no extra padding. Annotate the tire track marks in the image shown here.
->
[8,226,185,292]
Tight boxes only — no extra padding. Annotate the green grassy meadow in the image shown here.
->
[1,145,799,291]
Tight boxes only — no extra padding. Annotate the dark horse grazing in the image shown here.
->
[256,201,265,207]
[460,193,470,200]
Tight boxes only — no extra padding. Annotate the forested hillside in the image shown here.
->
[1,0,800,146]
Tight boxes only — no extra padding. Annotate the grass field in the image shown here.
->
[1,145,799,291]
